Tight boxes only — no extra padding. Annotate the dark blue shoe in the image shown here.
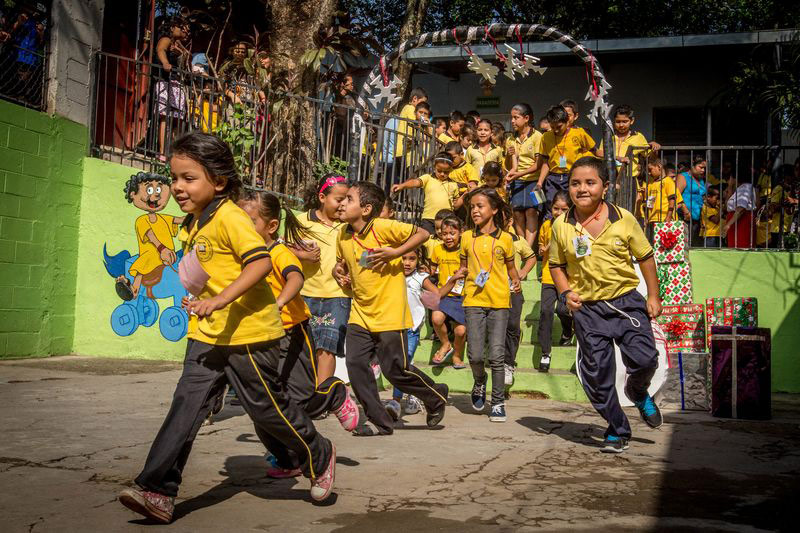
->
[601,435,630,453]
[489,403,506,422]
[471,382,486,411]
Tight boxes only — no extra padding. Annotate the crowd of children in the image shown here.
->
[118,91,674,521]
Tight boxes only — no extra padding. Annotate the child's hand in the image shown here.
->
[186,295,227,318]
[160,247,177,266]
[506,145,516,156]
[332,261,351,288]
[451,267,468,280]
[366,247,397,270]
[391,184,402,194]
[565,291,583,313]
[646,294,662,318]
[505,171,517,183]
[289,242,321,262]
[510,278,521,293]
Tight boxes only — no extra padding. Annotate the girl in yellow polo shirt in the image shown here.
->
[238,190,360,478]
[506,103,544,248]
[460,187,521,423]
[294,174,351,385]
[120,133,335,522]
[549,156,662,454]
[466,119,503,177]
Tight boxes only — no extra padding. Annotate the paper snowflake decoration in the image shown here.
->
[368,74,402,109]
[467,54,499,85]
[502,45,544,78]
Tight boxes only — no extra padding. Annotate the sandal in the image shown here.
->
[452,362,467,369]
[431,347,454,366]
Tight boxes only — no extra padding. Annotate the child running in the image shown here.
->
[537,190,574,373]
[505,103,543,247]
[392,152,459,236]
[549,156,663,453]
[429,216,468,368]
[334,181,449,436]
[293,175,351,385]
[504,220,537,385]
[237,190,359,478]
[461,187,521,422]
[119,133,336,524]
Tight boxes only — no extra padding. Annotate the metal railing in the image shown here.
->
[0,43,47,110]
[617,145,800,251]
[89,51,439,220]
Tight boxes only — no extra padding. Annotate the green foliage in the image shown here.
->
[729,33,800,139]
[216,104,257,175]
[312,156,349,180]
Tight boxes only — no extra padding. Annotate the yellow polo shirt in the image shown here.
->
[419,174,460,220]
[394,103,417,158]
[550,203,653,302]
[296,210,349,299]
[465,144,503,176]
[540,128,596,174]
[449,161,479,187]
[513,129,543,177]
[599,131,649,177]
[438,132,456,145]
[511,233,535,272]
[769,185,792,233]
[265,242,312,329]
[460,228,515,309]
[423,236,442,261]
[645,177,678,223]
[430,243,462,297]
[336,218,416,331]
[539,218,554,285]
[179,198,284,345]
[701,205,720,237]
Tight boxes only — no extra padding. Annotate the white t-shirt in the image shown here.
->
[727,183,756,211]
[406,270,429,331]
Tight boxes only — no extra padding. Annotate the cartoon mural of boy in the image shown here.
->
[116,172,184,300]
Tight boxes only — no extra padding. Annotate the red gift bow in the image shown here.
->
[657,229,680,250]
[663,318,692,337]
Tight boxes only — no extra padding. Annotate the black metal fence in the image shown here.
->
[617,145,800,251]
[0,43,46,110]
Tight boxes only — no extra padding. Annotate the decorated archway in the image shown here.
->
[350,23,618,199]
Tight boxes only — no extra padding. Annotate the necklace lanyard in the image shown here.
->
[555,127,572,159]
[472,232,497,272]
[576,202,606,237]
[352,226,383,252]
[314,209,338,230]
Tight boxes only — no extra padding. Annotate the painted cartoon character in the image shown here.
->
[115,172,185,299]
[102,171,190,342]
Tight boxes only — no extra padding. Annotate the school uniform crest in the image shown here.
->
[194,236,213,262]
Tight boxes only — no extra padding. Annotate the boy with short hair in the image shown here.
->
[550,156,663,453]
[537,105,597,215]
[439,110,464,144]
[701,187,721,247]
[596,104,661,180]
[445,140,479,189]
[334,182,449,436]
[391,87,429,181]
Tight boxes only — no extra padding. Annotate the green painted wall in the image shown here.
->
[690,250,800,393]
[72,157,185,360]
[0,99,85,358]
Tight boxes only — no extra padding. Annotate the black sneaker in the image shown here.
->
[384,399,401,422]
[538,354,551,373]
[625,383,663,429]
[558,333,574,346]
[471,382,486,411]
[600,435,630,453]
[426,383,448,427]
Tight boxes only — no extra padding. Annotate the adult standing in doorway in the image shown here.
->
[676,156,707,247]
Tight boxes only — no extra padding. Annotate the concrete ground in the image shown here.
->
[1,356,797,532]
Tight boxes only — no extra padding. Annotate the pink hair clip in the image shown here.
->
[319,175,346,193]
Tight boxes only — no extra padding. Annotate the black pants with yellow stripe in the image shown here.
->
[346,324,448,434]
[135,338,332,497]
[255,321,346,469]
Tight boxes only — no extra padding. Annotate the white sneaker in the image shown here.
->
[504,364,514,386]
[405,395,422,415]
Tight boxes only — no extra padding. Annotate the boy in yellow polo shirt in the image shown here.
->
[438,110,464,145]
[334,181,449,436]
[392,152,459,235]
[445,141,480,188]
[550,156,663,454]
[596,105,660,180]
[701,187,721,247]
[537,105,597,218]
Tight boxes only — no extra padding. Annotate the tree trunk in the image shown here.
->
[390,0,431,111]
[263,0,337,195]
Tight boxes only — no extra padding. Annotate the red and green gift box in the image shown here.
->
[705,298,758,348]
[656,304,706,353]
[657,263,693,305]
[653,221,687,264]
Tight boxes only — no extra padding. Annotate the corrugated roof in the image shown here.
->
[405,29,799,63]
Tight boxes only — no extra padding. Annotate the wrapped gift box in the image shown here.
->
[653,221,687,264]
[705,297,758,347]
[656,304,706,353]
[710,326,771,420]
[657,263,693,305]
[660,352,710,411]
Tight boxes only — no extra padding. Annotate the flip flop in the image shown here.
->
[432,347,454,366]
[452,362,467,369]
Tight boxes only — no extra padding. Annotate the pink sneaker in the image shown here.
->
[119,487,174,524]
[332,393,359,432]
[310,443,336,502]
[265,455,302,479]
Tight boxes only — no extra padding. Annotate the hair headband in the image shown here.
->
[434,157,453,164]
[319,175,346,194]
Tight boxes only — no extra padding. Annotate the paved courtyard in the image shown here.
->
[0,356,797,532]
